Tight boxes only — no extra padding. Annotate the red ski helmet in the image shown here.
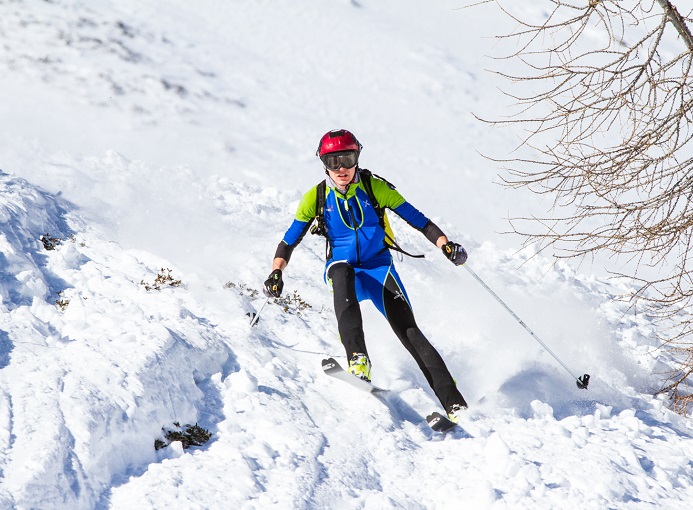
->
[316,129,362,157]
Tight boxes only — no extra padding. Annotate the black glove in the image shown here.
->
[442,242,467,266]
[263,269,284,297]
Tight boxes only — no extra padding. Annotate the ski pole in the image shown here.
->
[464,264,590,389]
[249,297,270,327]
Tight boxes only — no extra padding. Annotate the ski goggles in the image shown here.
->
[321,150,359,171]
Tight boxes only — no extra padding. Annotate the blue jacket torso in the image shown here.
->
[279,171,432,270]
[323,184,388,266]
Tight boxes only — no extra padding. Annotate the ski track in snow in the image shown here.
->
[1,0,693,509]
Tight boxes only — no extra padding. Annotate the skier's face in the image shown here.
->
[328,164,356,189]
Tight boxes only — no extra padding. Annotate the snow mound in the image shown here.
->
[0,172,234,509]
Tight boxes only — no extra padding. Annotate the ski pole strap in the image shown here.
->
[383,232,425,259]
[464,264,590,389]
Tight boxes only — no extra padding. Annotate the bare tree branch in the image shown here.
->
[656,0,693,50]
[477,0,693,414]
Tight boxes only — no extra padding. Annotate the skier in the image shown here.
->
[263,129,469,423]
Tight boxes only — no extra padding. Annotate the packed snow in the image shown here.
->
[1,1,692,509]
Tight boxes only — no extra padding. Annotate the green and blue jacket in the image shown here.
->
[275,170,444,269]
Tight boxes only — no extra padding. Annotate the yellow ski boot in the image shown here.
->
[348,353,371,382]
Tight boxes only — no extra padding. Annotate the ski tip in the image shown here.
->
[321,358,338,370]
[426,412,457,432]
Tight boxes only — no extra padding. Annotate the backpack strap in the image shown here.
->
[310,179,331,260]
[310,172,383,236]
[310,179,327,237]
[358,168,385,230]
[360,169,425,259]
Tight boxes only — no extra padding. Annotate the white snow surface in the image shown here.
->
[1,1,692,509]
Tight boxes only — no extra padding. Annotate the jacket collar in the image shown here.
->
[326,168,361,196]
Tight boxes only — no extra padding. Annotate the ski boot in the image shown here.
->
[447,403,468,424]
[348,353,371,382]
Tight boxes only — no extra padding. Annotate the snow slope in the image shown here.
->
[1,0,693,509]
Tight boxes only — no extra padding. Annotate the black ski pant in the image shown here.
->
[327,262,467,412]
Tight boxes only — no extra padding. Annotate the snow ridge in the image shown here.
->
[0,172,234,509]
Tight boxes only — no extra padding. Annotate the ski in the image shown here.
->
[321,357,385,393]
[322,358,460,432]
[426,411,457,432]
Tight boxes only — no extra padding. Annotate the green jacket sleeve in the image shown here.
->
[369,177,406,209]
[294,185,318,222]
